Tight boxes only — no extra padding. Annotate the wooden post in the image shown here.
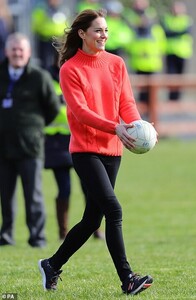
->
[148,84,158,127]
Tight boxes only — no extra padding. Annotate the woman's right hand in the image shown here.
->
[115,123,136,150]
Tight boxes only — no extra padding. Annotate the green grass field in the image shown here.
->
[1,139,196,299]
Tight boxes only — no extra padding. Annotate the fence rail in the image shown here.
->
[130,74,196,127]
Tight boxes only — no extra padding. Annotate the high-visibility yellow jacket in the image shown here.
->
[44,80,70,136]
[105,16,133,52]
[122,6,157,28]
[125,24,166,72]
[32,4,69,40]
[76,0,101,13]
[161,13,193,59]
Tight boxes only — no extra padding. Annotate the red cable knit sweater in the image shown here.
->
[60,49,141,156]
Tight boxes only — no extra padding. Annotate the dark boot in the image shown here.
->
[55,198,69,240]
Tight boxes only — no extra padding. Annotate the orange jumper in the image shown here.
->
[60,49,141,155]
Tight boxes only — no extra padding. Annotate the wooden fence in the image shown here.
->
[130,74,196,128]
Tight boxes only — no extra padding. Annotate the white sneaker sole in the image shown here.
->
[38,259,47,291]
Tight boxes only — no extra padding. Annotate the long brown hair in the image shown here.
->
[53,9,107,67]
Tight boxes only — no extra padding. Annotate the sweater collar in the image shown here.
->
[73,48,109,68]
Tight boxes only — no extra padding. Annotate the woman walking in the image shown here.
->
[38,9,154,296]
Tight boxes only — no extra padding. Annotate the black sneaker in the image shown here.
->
[38,259,62,291]
[121,273,153,295]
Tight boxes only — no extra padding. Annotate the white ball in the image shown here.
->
[127,120,157,154]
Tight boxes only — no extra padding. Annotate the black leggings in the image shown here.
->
[49,153,132,282]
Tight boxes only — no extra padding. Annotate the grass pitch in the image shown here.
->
[0,139,196,299]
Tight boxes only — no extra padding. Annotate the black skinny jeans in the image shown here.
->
[50,153,132,282]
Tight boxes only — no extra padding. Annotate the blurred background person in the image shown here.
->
[0,0,13,62]
[44,54,73,240]
[44,53,104,240]
[124,0,166,107]
[161,1,194,101]
[104,0,133,57]
[31,0,70,69]
[0,32,60,247]
[122,0,157,29]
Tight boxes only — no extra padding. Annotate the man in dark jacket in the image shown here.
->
[0,32,60,247]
